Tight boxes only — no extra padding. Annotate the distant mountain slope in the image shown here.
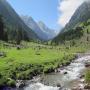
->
[63,0,90,32]
[52,1,90,44]
[21,16,57,41]
[0,0,38,40]
[38,21,57,39]
[21,16,48,40]
[53,20,90,45]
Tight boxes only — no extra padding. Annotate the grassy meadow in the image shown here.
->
[0,38,90,86]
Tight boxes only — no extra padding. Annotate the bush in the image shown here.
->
[85,69,90,85]
[7,78,16,87]
[44,65,55,73]
[16,70,33,80]
[0,77,7,86]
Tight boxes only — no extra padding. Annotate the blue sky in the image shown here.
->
[7,0,60,30]
[7,0,84,30]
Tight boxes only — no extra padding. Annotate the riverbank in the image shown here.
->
[0,52,76,88]
[23,55,90,90]
[0,41,90,88]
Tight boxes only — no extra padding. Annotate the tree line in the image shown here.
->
[0,15,29,44]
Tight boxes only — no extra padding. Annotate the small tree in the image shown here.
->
[85,70,90,85]
[0,15,4,40]
[15,26,23,45]
[3,28,8,41]
[87,36,89,41]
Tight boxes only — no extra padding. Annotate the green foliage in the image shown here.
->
[7,78,16,87]
[0,77,7,86]
[85,69,90,85]
[53,26,83,44]
[0,15,4,40]
[0,14,33,44]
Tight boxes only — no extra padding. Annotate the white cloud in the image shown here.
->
[58,0,85,27]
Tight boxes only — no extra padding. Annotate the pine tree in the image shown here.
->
[0,15,4,40]
[16,26,23,45]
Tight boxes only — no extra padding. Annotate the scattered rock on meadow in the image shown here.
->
[0,52,6,57]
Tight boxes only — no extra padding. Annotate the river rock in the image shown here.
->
[17,45,21,50]
[16,80,25,88]
[57,83,61,87]
[79,79,85,83]
[66,62,71,66]
[64,72,68,74]
[85,63,90,67]
[72,83,85,90]
[79,74,85,79]
[72,87,82,90]
[55,69,57,73]
[84,84,90,89]
[57,68,61,72]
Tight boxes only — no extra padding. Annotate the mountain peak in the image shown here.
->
[38,21,45,26]
[38,21,49,31]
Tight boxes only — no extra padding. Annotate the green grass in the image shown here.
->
[0,40,90,86]
[1,47,64,64]
[85,69,90,85]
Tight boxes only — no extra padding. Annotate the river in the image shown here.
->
[22,55,90,90]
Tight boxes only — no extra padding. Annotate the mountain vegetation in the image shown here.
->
[0,0,39,43]
[61,0,90,32]
[52,1,90,46]
[0,15,5,40]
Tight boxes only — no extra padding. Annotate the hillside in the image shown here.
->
[63,0,90,32]
[52,1,90,45]
[38,21,57,40]
[0,0,39,41]
[21,16,48,40]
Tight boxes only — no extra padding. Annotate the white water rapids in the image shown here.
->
[22,55,90,90]
[25,83,59,90]
[5,55,87,90]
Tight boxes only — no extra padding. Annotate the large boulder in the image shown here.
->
[85,63,90,67]
[57,83,61,87]
[84,84,90,89]
[64,72,68,75]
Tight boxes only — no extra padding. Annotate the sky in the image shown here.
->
[7,0,86,30]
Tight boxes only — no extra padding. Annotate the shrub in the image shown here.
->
[85,69,90,85]
[7,78,16,87]
[0,77,7,86]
